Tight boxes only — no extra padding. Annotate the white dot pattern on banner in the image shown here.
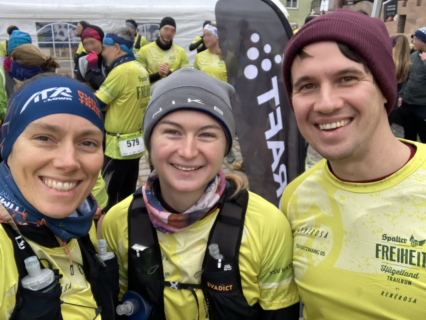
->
[264,44,271,53]
[244,34,283,80]
[251,33,260,43]
[275,55,282,64]
[244,65,258,80]
[262,59,272,71]
[247,47,259,60]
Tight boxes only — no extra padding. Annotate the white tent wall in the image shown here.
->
[0,0,217,74]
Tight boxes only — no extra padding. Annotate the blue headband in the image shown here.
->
[1,76,104,161]
[103,33,133,54]
[11,61,47,81]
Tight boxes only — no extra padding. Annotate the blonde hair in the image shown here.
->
[225,173,249,198]
[11,44,60,71]
[392,36,410,84]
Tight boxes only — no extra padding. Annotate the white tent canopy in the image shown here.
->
[0,0,218,73]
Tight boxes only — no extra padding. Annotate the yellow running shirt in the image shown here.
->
[0,223,100,320]
[96,59,150,160]
[102,191,299,319]
[0,41,7,57]
[136,41,189,86]
[76,41,86,55]
[133,34,148,52]
[193,49,238,83]
[192,36,204,51]
[281,140,426,320]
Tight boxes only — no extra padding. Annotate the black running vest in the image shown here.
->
[127,183,261,320]
[2,223,120,320]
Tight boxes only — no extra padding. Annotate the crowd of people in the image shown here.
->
[0,8,425,320]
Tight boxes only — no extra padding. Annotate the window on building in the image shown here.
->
[36,22,80,77]
[286,0,299,8]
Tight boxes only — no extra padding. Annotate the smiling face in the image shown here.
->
[149,110,227,196]
[291,41,388,162]
[7,114,104,219]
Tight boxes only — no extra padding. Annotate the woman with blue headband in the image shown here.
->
[0,74,119,319]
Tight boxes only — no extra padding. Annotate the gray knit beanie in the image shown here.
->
[143,68,236,154]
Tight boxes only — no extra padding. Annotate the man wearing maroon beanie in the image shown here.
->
[280,9,426,319]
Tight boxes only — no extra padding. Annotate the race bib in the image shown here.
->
[118,132,144,157]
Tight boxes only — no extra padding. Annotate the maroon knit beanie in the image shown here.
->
[282,9,396,114]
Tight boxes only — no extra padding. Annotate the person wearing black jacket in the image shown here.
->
[75,25,108,90]
[398,26,426,142]
[188,20,211,53]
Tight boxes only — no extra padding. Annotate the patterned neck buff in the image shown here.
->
[142,169,226,234]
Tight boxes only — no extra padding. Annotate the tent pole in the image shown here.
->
[371,0,383,18]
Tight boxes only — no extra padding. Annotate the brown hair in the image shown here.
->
[392,36,410,84]
[208,23,224,61]
[11,44,60,71]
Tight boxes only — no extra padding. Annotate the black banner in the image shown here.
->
[216,0,306,207]
[383,0,398,22]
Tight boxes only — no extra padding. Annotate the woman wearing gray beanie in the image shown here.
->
[102,68,299,319]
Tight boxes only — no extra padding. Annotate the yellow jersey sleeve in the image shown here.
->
[242,192,299,310]
[192,36,204,50]
[140,36,148,48]
[179,47,190,69]
[136,46,148,69]
[0,41,7,57]
[193,54,200,70]
[102,195,133,300]
[96,68,125,105]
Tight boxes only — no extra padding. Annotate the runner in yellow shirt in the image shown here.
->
[95,27,150,212]
[193,23,238,84]
[188,20,211,53]
[125,19,148,56]
[281,9,426,319]
[101,68,299,320]
[137,17,189,86]
[75,21,89,55]
[194,23,239,165]
[0,74,119,320]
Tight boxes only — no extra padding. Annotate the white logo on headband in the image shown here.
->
[21,87,73,114]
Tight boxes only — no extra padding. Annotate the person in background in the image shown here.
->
[291,24,299,34]
[95,28,150,212]
[281,10,426,319]
[75,21,90,56]
[194,23,239,164]
[75,25,108,90]
[4,30,32,74]
[189,20,211,53]
[0,25,19,66]
[137,17,189,86]
[0,44,59,122]
[0,74,119,320]
[398,26,426,142]
[102,68,300,320]
[125,19,148,56]
[389,35,410,126]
